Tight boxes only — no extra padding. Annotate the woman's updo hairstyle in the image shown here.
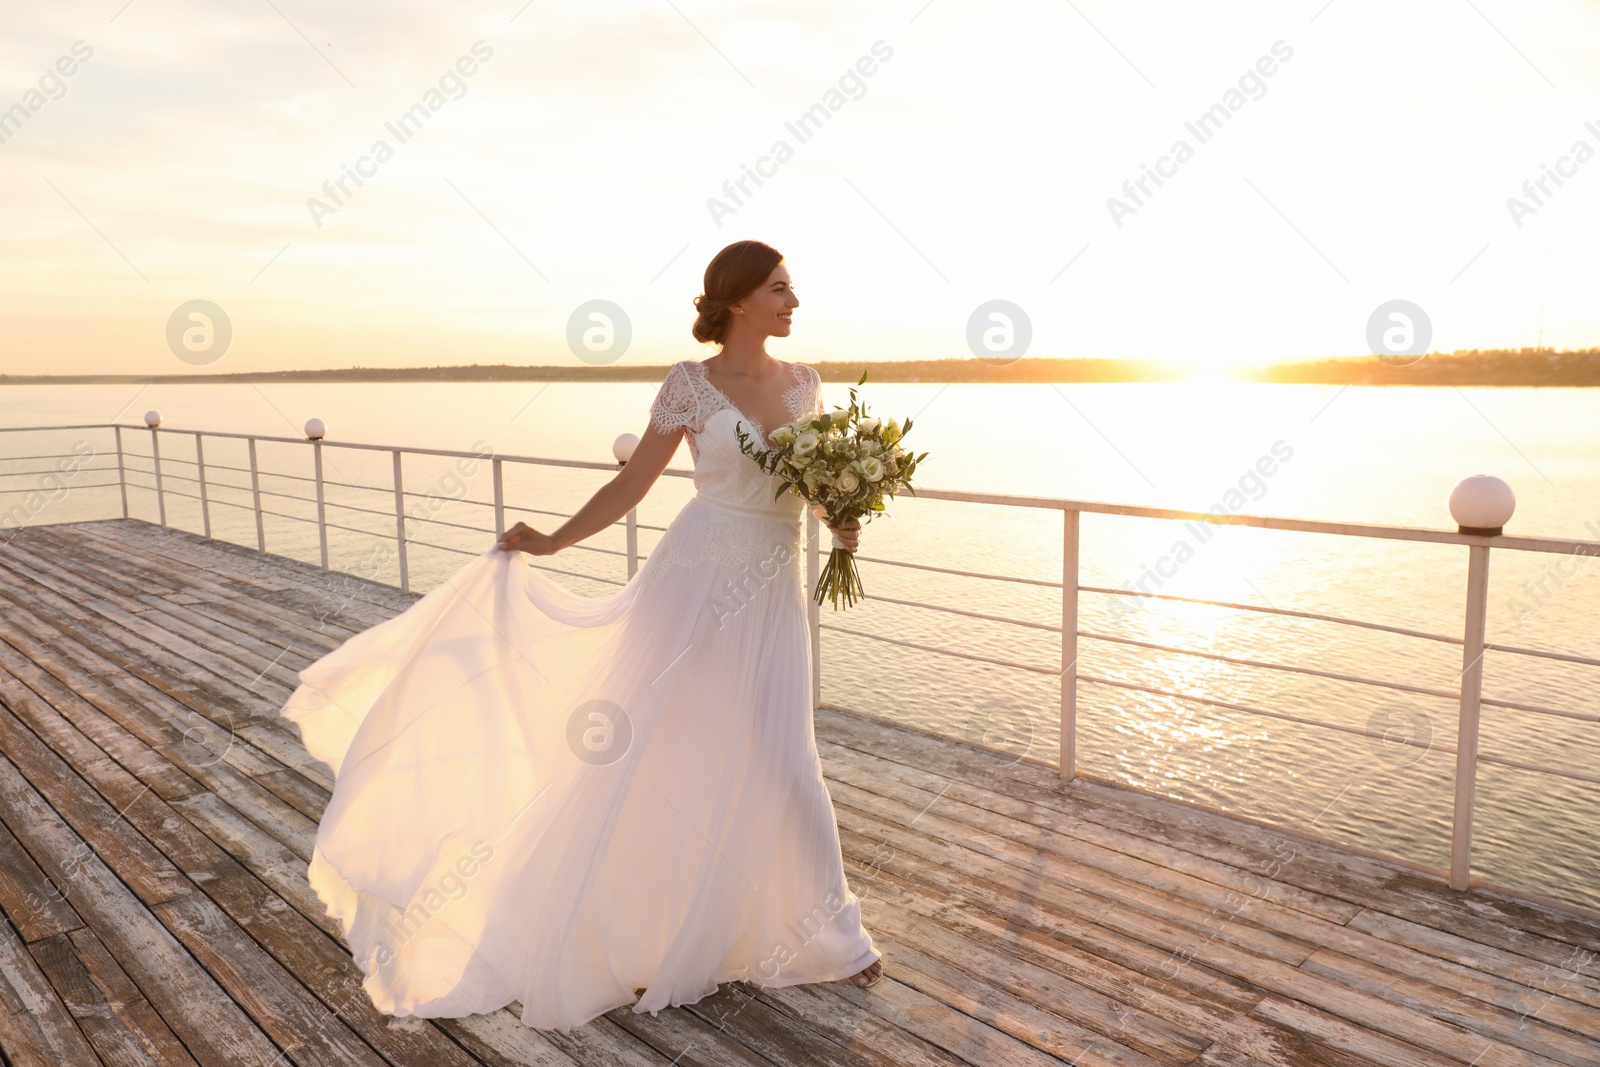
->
[692,239,783,345]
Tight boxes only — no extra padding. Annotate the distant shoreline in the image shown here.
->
[5,349,1598,386]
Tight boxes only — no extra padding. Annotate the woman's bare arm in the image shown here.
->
[496,420,684,555]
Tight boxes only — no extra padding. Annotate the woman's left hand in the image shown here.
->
[825,516,861,553]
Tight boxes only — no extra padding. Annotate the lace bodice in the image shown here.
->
[649,359,822,517]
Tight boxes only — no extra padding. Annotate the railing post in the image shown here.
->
[151,427,167,527]
[807,508,821,708]
[248,437,265,551]
[625,508,638,578]
[1450,542,1492,890]
[493,457,505,540]
[113,426,129,519]
[392,450,409,595]
[313,440,328,571]
[195,433,212,540]
[1061,508,1081,780]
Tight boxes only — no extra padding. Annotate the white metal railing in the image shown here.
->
[3,421,1598,902]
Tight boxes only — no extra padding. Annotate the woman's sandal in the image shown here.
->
[848,959,883,988]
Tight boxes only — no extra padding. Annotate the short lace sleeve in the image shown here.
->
[649,362,699,435]
[807,365,823,418]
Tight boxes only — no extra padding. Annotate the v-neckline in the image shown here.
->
[691,359,798,448]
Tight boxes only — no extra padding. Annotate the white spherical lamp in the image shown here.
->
[1448,475,1515,536]
[143,410,162,428]
[304,418,327,441]
[612,432,639,465]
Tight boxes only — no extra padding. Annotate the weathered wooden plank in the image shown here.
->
[677,981,890,1067]
[831,781,1317,968]
[1299,947,1600,1062]
[64,926,202,1067]
[69,521,415,623]
[0,559,279,729]
[29,930,178,1067]
[0,814,81,944]
[167,791,337,938]
[836,845,1288,1061]
[236,724,335,793]
[0,653,199,806]
[738,979,979,1067]
[251,769,331,824]
[0,751,283,1066]
[605,986,799,1067]
[817,707,1600,970]
[832,812,1577,1066]
[853,930,1183,1067]
[0,587,320,860]
[1346,909,1600,1013]
[426,1011,583,1067]
[0,918,103,1067]
[821,739,1360,924]
[0,701,190,908]
[25,523,367,644]
[825,740,1600,1044]
[88,780,483,1067]
[149,890,390,1067]
[0,543,302,711]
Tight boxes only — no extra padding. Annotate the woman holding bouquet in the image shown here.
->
[279,239,883,1035]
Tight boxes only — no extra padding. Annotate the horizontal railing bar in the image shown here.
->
[0,453,111,466]
[1079,671,1452,753]
[255,487,319,509]
[257,506,318,525]
[1079,629,1462,702]
[321,498,404,521]
[859,592,1063,633]
[908,486,1600,555]
[819,622,1058,675]
[1478,696,1600,724]
[1476,752,1600,786]
[398,492,495,510]
[845,553,1064,589]
[1485,641,1600,669]
[322,477,407,496]
[0,479,124,494]
[1083,585,1462,646]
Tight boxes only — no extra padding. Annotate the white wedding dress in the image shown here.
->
[279,358,879,1032]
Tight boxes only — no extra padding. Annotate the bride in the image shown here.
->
[279,239,883,1033]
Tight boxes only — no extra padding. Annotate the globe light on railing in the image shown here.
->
[304,418,327,441]
[613,432,639,466]
[144,410,162,428]
[1449,475,1515,536]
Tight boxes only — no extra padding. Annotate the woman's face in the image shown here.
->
[731,263,800,339]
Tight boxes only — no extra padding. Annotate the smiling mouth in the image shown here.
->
[778,313,792,322]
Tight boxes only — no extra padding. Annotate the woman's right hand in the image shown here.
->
[496,521,560,556]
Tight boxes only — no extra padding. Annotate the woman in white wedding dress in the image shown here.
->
[279,239,883,1033]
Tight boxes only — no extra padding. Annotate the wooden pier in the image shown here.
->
[0,518,1597,1067]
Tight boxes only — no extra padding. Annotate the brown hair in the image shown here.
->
[692,240,783,345]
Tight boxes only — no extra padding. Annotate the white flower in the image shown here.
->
[858,417,880,434]
[770,425,796,445]
[793,430,820,458]
[837,469,860,493]
[882,419,902,445]
[858,456,885,482]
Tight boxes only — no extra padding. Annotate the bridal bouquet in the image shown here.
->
[736,370,927,610]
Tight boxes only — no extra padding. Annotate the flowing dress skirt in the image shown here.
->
[280,494,879,1032]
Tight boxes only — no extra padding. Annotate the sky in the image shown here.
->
[2,0,1599,375]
